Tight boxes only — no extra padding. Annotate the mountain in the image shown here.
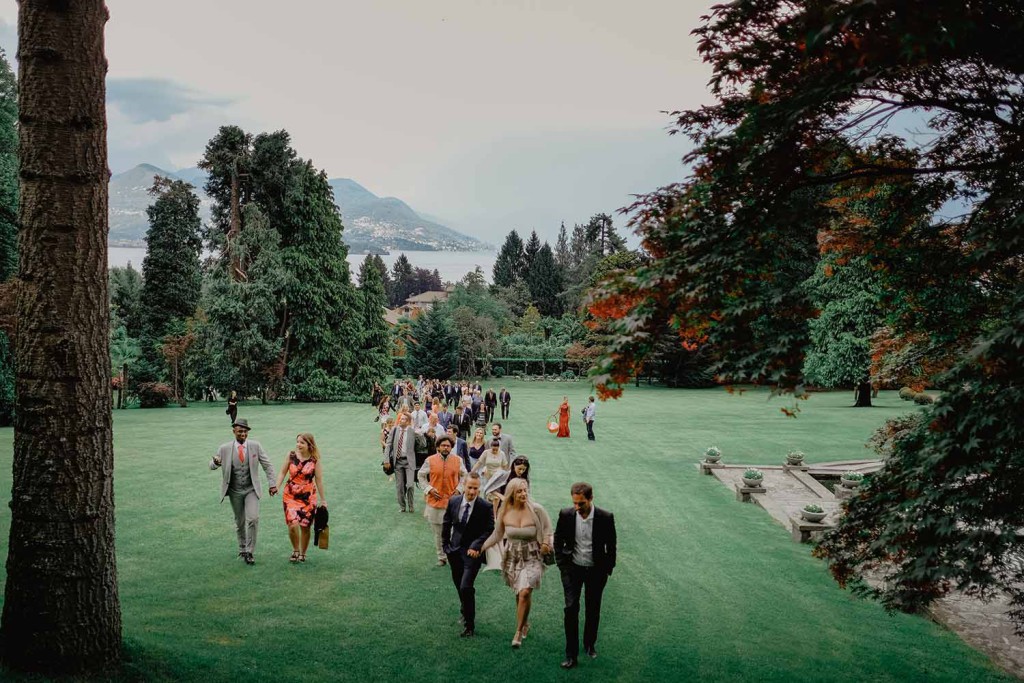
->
[328,178,487,252]
[107,165,486,252]
[108,164,213,246]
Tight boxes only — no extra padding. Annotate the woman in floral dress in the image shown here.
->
[275,432,327,562]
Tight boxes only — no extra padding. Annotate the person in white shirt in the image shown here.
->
[411,401,429,433]
[583,396,597,441]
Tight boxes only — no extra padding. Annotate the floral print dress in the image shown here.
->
[282,452,318,527]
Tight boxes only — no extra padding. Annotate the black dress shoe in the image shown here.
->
[244,553,255,565]
[459,628,475,638]
[585,647,597,659]
[560,658,577,669]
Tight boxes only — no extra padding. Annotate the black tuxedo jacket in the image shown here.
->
[554,506,617,576]
[442,495,494,555]
[484,390,497,407]
[499,390,511,405]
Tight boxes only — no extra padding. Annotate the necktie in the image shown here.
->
[460,501,470,525]
[237,444,245,463]
[396,429,405,455]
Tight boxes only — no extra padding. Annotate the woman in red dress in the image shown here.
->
[275,432,327,562]
[557,396,571,438]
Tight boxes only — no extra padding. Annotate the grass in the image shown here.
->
[0,382,1010,682]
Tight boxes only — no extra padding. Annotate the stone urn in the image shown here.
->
[786,452,805,466]
[801,508,827,523]
[742,476,763,488]
[840,474,864,489]
[705,453,722,464]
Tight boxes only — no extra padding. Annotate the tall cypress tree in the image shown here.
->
[354,255,393,393]
[493,229,525,288]
[139,178,203,383]
[554,222,570,270]
[523,230,541,272]
[525,242,564,317]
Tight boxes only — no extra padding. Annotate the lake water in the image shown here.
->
[108,247,498,284]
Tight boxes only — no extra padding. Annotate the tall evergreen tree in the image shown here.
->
[197,205,289,401]
[492,229,525,288]
[523,230,541,272]
[584,213,626,256]
[140,178,203,340]
[554,222,570,270]
[355,254,393,393]
[108,263,144,337]
[390,253,415,306]
[525,242,564,317]
[405,307,459,379]
[2,1,122,673]
[281,161,362,395]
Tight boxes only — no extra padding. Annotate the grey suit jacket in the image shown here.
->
[497,433,516,459]
[383,425,416,477]
[209,439,275,502]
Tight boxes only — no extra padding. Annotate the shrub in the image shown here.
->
[787,449,805,461]
[842,471,865,482]
[560,370,576,380]
[292,369,349,402]
[913,393,935,405]
[492,366,506,378]
[137,381,173,408]
[898,387,916,400]
[742,468,763,480]
[803,504,824,514]
[705,446,722,459]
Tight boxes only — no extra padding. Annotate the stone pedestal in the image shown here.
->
[700,462,724,475]
[834,485,857,501]
[734,482,766,502]
[782,463,809,473]
[790,516,834,543]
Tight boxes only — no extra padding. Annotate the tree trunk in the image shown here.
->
[854,380,873,407]
[1,1,121,675]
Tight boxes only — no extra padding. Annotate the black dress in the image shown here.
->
[227,397,238,423]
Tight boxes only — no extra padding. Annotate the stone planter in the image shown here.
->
[801,509,827,523]
[840,477,862,489]
[786,456,805,467]
[742,476,763,488]
[705,454,722,464]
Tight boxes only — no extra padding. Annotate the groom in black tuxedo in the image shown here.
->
[554,482,617,669]
[442,472,494,637]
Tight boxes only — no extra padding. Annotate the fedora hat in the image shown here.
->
[232,418,251,431]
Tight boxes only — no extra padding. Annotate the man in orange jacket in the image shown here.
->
[417,436,468,566]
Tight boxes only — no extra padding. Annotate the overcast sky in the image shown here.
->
[0,1,714,244]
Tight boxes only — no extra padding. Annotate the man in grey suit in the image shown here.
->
[491,422,517,459]
[209,418,277,565]
[384,412,417,513]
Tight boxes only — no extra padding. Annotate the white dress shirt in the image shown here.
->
[573,506,595,567]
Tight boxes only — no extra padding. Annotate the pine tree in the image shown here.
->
[584,213,626,256]
[525,242,564,317]
[108,264,144,337]
[390,253,415,306]
[523,230,541,272]
[554,222,570,270]
[139,177,203,385]
[354,255,393,393]
[281,161,362,396]
[196,205,289,401]
[405,307,459,379]
[492,230,525,288]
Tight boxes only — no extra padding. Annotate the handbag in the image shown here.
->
[317,526,330,550]
[547,413,559,433]
[541,548,556,566]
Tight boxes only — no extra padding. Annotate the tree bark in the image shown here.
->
[854,380,873,407]
[1,1,121,675]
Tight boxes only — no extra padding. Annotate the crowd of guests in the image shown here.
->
[209,375,613,670]
[377,375,616,669]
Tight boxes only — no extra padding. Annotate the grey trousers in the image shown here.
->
[228,487,260,554]
[395,468,415,512]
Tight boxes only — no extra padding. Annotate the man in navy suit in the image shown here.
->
[442,472,495,637]
[554,482,617,669]
[445,426,470,470]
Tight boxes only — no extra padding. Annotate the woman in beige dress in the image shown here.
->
[481,478,553,648]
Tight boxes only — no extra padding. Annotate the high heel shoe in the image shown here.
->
[521,622,530,639]
[511,631,522,648]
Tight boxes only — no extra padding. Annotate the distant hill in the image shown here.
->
[108,165,486,252]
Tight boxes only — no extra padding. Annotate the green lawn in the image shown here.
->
[0,382,1010,682]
